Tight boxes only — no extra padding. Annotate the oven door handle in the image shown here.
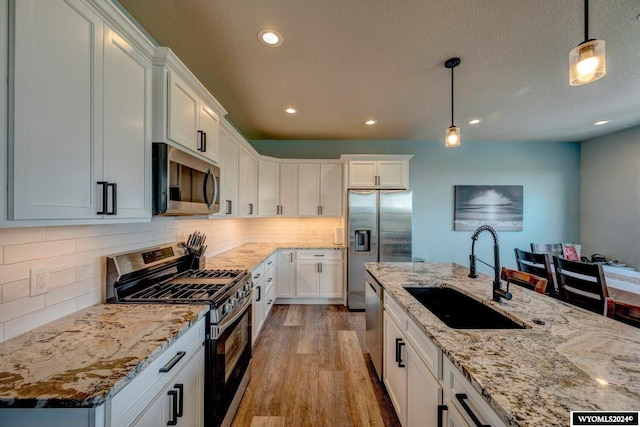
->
[213,294,251,338]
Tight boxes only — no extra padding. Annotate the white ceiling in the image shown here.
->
[116,0,640,143]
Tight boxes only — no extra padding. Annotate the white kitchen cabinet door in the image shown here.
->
[10,0,104,219]
[319,163,343,216]
[317,261,343,298]
[384,312,407,426]
[377,160,406,188]
[279,163,298,216]
[252,274,266,344]
[198,104,220,163]
[219,132,239,216]
[348,161,377,188]
[167,72,199,151]
[443,400,471,427]
[406,342,442,427]
[258,160,279,216]
[103,26,151,219]
[275,250,296,298]
[295,262,320,297]
[297,163,321,216]
[238,147,258,216]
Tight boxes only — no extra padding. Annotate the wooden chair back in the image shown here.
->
[514,249,556,296]
[530,243,563,258]
[553,257,611,316]
[613,301,640,328]
[501,267,548,294]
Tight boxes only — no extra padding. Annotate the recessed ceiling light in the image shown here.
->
[364,119,377,126]
[258,29,283,46]
[593,120,610,126]
[284,107,297,114]
[468,119,482,125]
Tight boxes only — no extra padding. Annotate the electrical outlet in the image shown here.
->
[30,267,50,296]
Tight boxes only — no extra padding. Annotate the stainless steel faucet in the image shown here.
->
[468,225,511,302]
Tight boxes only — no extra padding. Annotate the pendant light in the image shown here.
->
[569,0,605,85]
[445,57,461,147]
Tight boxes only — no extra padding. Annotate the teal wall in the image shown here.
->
[250,140,581,274]
[581,125,640,268]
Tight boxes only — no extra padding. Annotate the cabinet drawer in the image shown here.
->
[296,250,343,261]
[384,294,406,331]
[405,318,441,379]
[442,357,507,427]
[264,254,275,273]
[109,317,205,426]
[265,285,276,317]
[252,262,265,281]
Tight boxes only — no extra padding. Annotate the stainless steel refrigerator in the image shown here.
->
[348,190,412,310]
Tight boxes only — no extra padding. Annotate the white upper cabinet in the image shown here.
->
[8,0,153,221]
[298,162,343,217]
[238,146,258,217]
[103,26,152,219]
[218,128,239,216]
[343,155,413,189]
[258,160,298,217]
[152,47,226,164]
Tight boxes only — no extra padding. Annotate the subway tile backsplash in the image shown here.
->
[0,216,341,341]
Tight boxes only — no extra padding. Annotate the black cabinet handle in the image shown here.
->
[174,384,184,417]
[226,200,232,214]
[167,389,178,426]
[455,393,489,427]
[107,183,117,215]
[97,181,108,214]
[395,338,402,363]
[437,405,448,427]
[197,130,204,151]
[203,131,207,152]
[248,203,253,214]
[256,285,261,302]
[398,341,405,367]
[159,351,186,373]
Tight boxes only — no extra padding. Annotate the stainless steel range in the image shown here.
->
[107,243,252,427]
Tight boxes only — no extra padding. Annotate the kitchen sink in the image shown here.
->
[404,287,527,329]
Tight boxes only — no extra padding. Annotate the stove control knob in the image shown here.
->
[236,290,244,299]
[230,298,239,308]
[223,303,234,314]
[244,283,252,292]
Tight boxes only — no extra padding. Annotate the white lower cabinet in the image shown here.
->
[275,250,296,298]
[295,250,343,299]
[383,294,507,427]
[252,253,276,345]
[131,346,204,427]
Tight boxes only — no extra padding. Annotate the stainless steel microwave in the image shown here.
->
[152,143,220,216]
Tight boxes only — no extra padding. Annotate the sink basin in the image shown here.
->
[404,287,527,329]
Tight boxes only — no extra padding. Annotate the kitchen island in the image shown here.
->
[366,262,640,426]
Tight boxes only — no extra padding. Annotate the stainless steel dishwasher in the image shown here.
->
[365,271,383,381]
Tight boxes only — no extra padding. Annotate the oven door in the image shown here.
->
[207,296,252,427]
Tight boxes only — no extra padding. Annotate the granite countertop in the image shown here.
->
[0,304,208,408]
[366,262,640,427]
[206,242,344,271]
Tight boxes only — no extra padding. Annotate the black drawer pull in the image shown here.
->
[174,383,184,417]
[159,351,186,373]
[395,338,402,363]
[455,393,489,427]
[397,341,405,368]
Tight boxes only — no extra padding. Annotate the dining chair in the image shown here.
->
[501,267,548,294]
[514,249,557,296]
[552,256,614,316]
[612,301,640,328]
[530,243,563,258]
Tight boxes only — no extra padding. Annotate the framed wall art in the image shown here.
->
[454,185,523,231]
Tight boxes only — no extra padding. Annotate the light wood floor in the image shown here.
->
[231,305,401,427]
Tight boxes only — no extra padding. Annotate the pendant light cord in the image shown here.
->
[451,66,454,127]
[584,0,589,41]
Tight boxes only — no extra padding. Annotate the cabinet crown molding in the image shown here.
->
[340,154,414,162]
